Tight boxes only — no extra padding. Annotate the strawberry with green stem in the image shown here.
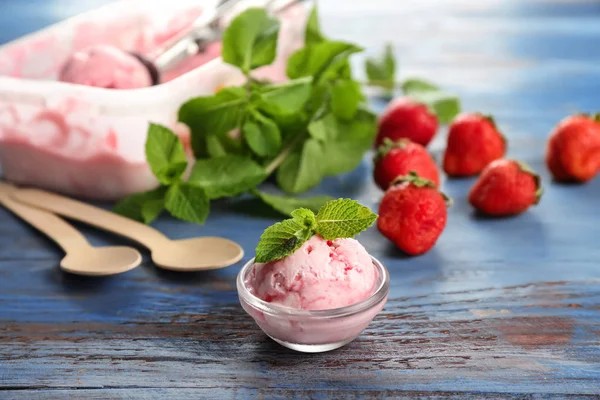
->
[469,159,543,216]
[377,172,450,256]
[373,138,440,190]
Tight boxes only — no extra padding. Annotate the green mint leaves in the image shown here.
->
[115,124,210,224]
[165,182,210,224]
[222,8,280,73]
[178,87,247,158]
[113,186,167,224]
[255,199,377,263]
[304,5,324,46]
[189,155,267,199]
[145,123,188,185]
[175,5,376,203]
[313,198,378,240]
[255,208,317,263]
[257,77,313,116]
[365,45,461,123]
[366,43,396,92]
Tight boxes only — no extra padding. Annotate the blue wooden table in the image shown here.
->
[2,0,600,398]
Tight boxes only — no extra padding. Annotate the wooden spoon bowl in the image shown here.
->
[60,246,142,276]
[151,237,244,271]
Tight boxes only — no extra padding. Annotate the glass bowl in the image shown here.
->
[237,256,390,353]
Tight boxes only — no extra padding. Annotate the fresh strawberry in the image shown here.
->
[373,138,440,190]
[443,113,506,177]
[377,172,450,255]
[546,114,600,182]
[375,97,438,147]
[469,159,542,216]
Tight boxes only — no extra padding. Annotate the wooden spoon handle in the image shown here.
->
[0,182,90,253]
[12,188,169,250]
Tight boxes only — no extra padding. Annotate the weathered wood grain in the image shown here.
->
[2,0,600,397]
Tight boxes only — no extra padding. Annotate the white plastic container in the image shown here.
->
[0,0,307,200]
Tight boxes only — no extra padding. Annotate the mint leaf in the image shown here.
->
[276,138,323,194]
[308,112,337,141]
[318,110,377,176]
[205,134,227,157]
[252,189,333,216]
[243,113,281,157]
[145,124,188,185]
[423,93,461,124]
[189,155,266,199]
[315,199,377,240]
[305,58,355,116]
[178,87,247,158]
[257,77,313,116]
[254,208,317,263]
[408,90,461,124]
[287,41,363,81]
[366,43,396,91]
[266,112,309,137]
[222,8,280,73]
[164,182,210,224]
[141,197,166,224]
[113,186,167,224]
[401,78,439,93]
[291,208,317,231]
[401,79,460,124]
[305,5,325,45]
[330,79,363,120]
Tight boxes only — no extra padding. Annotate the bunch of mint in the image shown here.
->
[115,6,373,224]
[115,6,460,225]
[255,198,377,263]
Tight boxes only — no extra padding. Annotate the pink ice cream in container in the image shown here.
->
[237,199,390,353]
[0,0,308,200]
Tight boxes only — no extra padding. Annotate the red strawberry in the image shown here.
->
[443,113,506,177]
[375,97,438,147]
[546,114,600,182]
[377,172,450,255]
[469,159,542,216]
[373,139,440,190]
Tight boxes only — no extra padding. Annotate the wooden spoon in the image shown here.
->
[12,188,244,272]
[0,182,141,276]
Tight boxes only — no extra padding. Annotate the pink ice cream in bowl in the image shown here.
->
[237,199,390,353]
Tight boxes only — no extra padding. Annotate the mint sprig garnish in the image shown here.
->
[255,208,316,263]
[365,45,461,123]
[314,198,378,240]
[255,199,377,263]
[116,7,380,224]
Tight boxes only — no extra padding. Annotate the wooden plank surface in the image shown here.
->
[1,0,600,398]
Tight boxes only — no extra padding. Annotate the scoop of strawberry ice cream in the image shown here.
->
[245,236,378,310]
[59,45,152,89]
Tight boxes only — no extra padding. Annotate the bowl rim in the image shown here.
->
[236,255,390,319]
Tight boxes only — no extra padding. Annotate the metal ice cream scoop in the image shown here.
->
[60,0,304,88]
